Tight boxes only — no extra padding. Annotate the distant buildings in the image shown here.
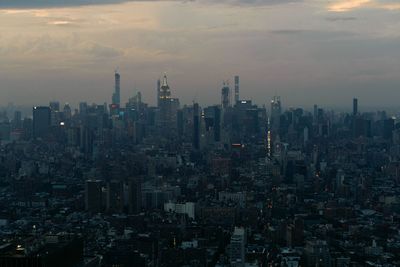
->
[1,73,400,267]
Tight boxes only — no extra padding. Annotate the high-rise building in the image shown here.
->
[204,105,221,143]
[49,101,61,126]
[159,74,171,106]
[157,74,179,133]
[33,106,51,139]
[156,79,161,107]
[270,96,281,133]
[12,111,22,130]
[112,71,121,106]
[107,180,124,213]
[234,75,240,104]
[128,178,142,214]
[221,81,231,109]
[230,227,246,267]
[63,103,72,120]
[0,122,11,141]
[193,103,200,150]
[313,104,318,123]
[383,118,394,140]
[177,109,184,138]
[79,102,88,116]
[305,240,332,267]
[49,101,60,111]
[85,180,103,213]
[353,98,358,116]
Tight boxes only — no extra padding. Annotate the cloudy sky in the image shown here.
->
[0,0,399,109]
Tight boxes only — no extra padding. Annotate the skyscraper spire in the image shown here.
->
[162,73,168,87]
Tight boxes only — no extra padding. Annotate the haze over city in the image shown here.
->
[1,0,400,108]
[2,1,400,267]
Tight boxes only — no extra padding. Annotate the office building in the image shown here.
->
[107,180,124,213]
[112,71,121,106]
[270,96,281,133]
[221,81,231,109]
[128,178,142,214]
[230,227,246,267]
[353,98,358,116]
[33,106,51,139]
[193,103,200,150]
[85,180,103,213]
[234,75,240,104]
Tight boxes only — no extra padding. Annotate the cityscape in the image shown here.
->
[1,0,400,267]
[0,71,398,266]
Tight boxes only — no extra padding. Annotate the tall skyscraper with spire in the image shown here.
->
[112,71,121,106]
[159,74,171,105]
[157,73,179,134]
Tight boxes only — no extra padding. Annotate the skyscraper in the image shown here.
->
[353,98,358,116]
[112,71,121,106]
[221,81,230,109]
[230,227,246,267]
[158,74,171,130]
[85,180,103,213]
[213,105,221,142]
[12,111,22,130]
[270,96,281,133]
[204,105,221,143]
[156,79,161,107]
[106,180,124,213]
[49,101,60,111]
[193,103,200,150]
[313,104,318,123]
[128,178,142,214]
[159,73,171,103]
[157,73,179,133]
[32,106,51,139]
[234,75,240,104]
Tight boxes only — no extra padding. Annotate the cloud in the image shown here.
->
[327,0,400,12]
[328,0,371,12]
[0,0,302,9]
[270,29,307,35]
[325,16,357,22]
[203,0,302,5]
[0,0,130,8]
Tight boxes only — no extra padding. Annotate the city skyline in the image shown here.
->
[0,0,400,107]
[1,1,400,267]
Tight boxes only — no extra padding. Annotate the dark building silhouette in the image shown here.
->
[193,103,200,150]
[128,178,142,214]
[221,81,231,109]
[353,98,358,116]
[112,71,121,106]
[85,180,103,213]
[32,106,51,139]
[234,75,240,104]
